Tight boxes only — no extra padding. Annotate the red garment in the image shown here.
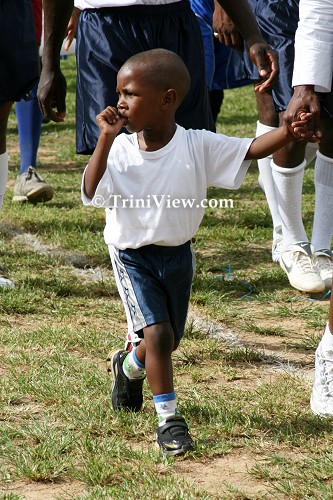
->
[31,0,42,45]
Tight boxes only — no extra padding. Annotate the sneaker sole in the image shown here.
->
[155,440,194,457]
[106,348,122,381]
[310,392,333,416]
[155,438,193,456]
[107,349,144,412]
[107,348,126,411]
[279,259,325,293]
[13,186,54,203]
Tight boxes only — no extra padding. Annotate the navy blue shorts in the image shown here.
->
[212,39,252,91]
[76,0,214,154]
[319,79,333,119]
[109,241,195,342]
[0,0,39,104]
[244,0,299,112]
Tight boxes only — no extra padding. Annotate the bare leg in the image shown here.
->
[0,101,12,154]
[135,321,179,395]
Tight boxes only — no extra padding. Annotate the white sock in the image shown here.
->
[122,347,145,380]
[153,392,179,426]
[304,142,318,165]
[0,151,8,209]
[311,151,333,251]
[271,160,308,250]
[256,121,282,232]
[321,323,333,352]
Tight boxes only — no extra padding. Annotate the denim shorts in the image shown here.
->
[109,241,195,342]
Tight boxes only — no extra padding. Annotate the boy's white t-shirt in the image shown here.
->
[74,0,181,9]
[82,125,253,249]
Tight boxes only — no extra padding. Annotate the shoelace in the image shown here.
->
[27,168,43,182]
[272,236,283,252]
[316,255,333,273]
[320,355,333,395]
[292,251,318,273]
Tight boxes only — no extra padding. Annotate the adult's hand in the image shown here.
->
[248,42,279,93]
[284,85,322,141]
[217,0,279,91]
[64,7,81,52]
[213,2,242,51]
[37,0,73,121]
[37,68,67,122]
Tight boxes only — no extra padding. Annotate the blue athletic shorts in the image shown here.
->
[109,241,195,342]
[212,39,252,91]
[244,0,299,113]
[0,0,40,104]
[76,0,214,154]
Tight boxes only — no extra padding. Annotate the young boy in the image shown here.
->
[81,48,315,456]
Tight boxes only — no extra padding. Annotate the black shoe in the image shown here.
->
[107,349,144,412]
[156,416,194,456]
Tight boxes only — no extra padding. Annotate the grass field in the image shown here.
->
[1,56,333,499]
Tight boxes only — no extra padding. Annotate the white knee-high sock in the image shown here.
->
[0,151,8,209]
[256,121,282,233]
[304,142,318,165]
[311,151,333,251]
[271,160,308,250]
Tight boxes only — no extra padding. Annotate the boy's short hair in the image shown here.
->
[121,48,191,103]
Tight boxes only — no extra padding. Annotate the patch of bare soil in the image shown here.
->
[0,479,86,500]
[175,451,271,499]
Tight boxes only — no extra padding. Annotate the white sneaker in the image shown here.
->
[279,242,325,293]
[0,272,14,289]
[272,226,283,263]
[311,326,333,416]
[315,249,333,290]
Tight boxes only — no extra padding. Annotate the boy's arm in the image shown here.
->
[83,107,126,199]
[245,114,319,160]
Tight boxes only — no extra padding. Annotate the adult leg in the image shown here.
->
[310,278,333,415]
[311,114,333,289]
[271,111,324,293]
[13,84,54,204]
[16,91,42,174]
[0,102,11,207]
[0,102,15,288]
[255,89,282,261]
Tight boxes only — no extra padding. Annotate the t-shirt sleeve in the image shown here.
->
[203,131,253,189]
[81,164,114,207]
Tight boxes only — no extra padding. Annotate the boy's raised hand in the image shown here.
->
[290,112,320,143]
[96,106,126,136]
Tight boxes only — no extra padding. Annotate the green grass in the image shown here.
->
[0,56,332,499]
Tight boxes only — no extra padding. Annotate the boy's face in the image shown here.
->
[116,66,166,133]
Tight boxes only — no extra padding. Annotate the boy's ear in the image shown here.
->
[162,89,177,106]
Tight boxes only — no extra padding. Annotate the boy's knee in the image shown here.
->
[144,321,177,353]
